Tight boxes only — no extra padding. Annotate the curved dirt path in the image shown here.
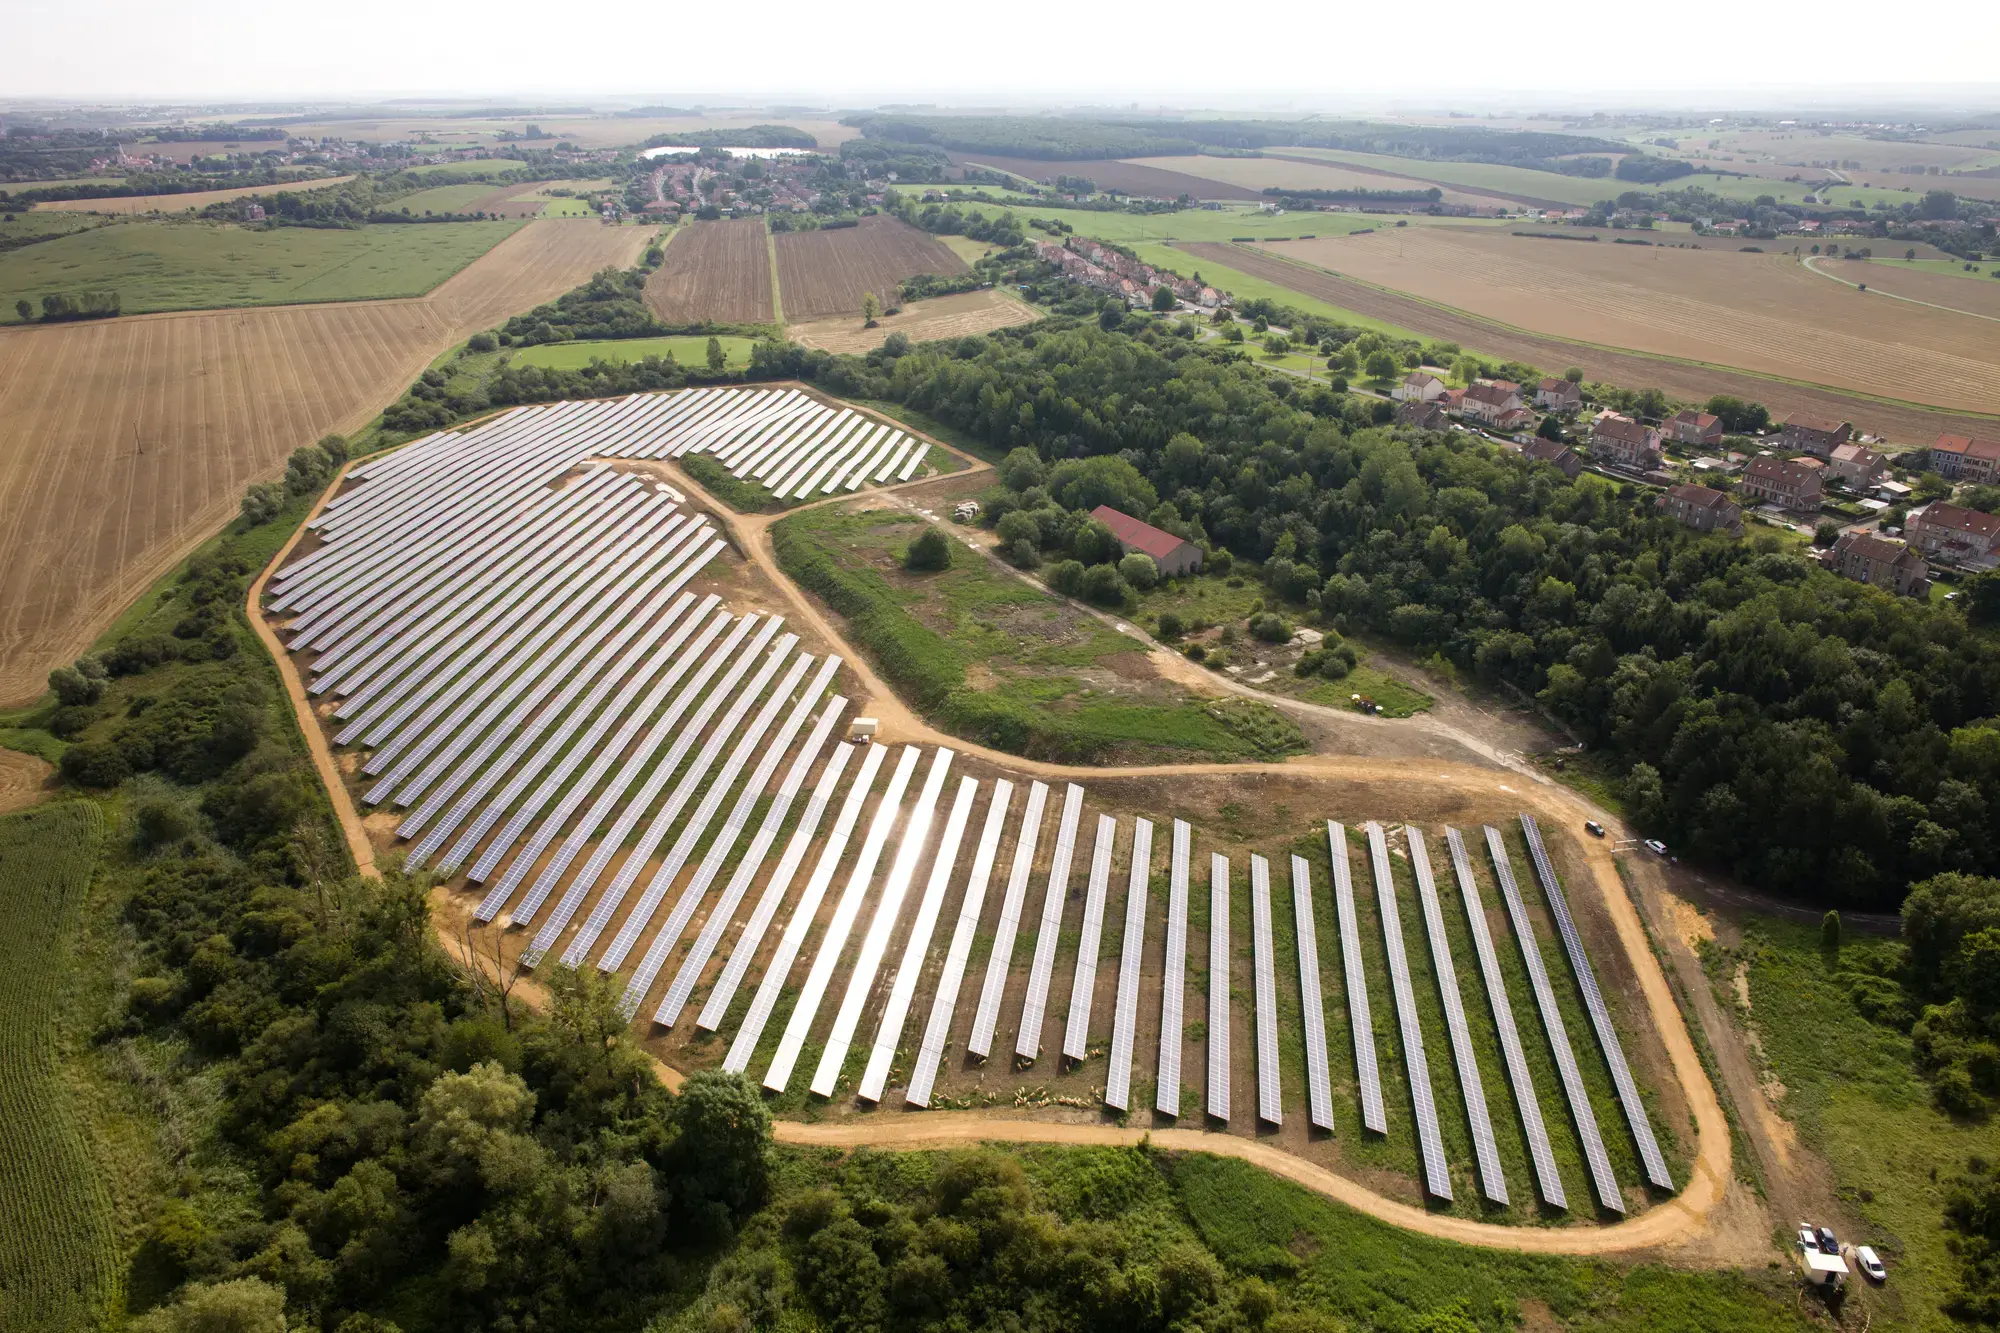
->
[257,394,1735,1260]
[1803,253,2000,324]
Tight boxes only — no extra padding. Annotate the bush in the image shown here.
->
[1005,538,1040,569]
[239,481,285,526]
[1155,610,1184,639]
[48,662,103,706]
[995,510,1040,550]
[905,527,952,571]
[1295,642,1358,680]
[466,331,498,353]
[1249,612,1293,643]
[1207,548,1233,576]
[62,741,132,788]
[1080,563,1128,605]
[1184,643,1207,663]
[1118,552,1159,591]
[1047,559,1086,596]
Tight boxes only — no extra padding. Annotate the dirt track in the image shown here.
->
[257,395,1742,1260]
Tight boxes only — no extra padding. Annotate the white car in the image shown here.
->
[1797,1227,1819,1252]
[1644,839,1668,856]
[1856,1246,1887,1282]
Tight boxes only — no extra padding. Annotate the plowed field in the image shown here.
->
[948,153,1263,201]
[643,217,773,323]
[1178,241,1999,448]
[1255,229,2000,415]
[773,215,967,320]
[0,219,650,704]
[1135,156,1498,209]
[787,288,1035,353]
[33,175,355,214]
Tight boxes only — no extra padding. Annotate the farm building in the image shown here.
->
[1829,531,1930,597]
[1393,371,1447,403]
[1665,409,1723,447]
[1534,378,1584,414]
[1929,432,2000,484]
[1740,456,1825,511]
[1827,443,1887,488]
[1589,413,1664,470]
[1089,505,1204,578]
[1520,438,1583,478]
[1906,501,2000,567]
[1778,413,1854,457]
[1395,400,1449,431]
[1656,483,1742,535]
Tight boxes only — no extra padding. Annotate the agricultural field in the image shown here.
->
[950,152,1264,201]
[30,173,356,214]
[512,333,757,371]
[1135,240,1431,340]
[1271,147,1615,208]
[1820,256,2000,318]
[0,217,529,318]
[643,216,774,324]
[278,113,858,151]
[0,210,103,246]
[1254,229,2000,415]
[786,287,1036,353]
[1130,154,1502,210]
[404,158,527,177]
[388,182,512,213]
[1177,240,1999,448]
[0,801,116,1332]
[1700,129,2000,174]
[773,214,969,321]
[0,217,650,704]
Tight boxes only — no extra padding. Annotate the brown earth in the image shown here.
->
[1135,156,1499,210]
[773,215,968,321]
[33,176,356,214]
[1179,241,2000,446]
[1255,228,2000,415]
[1820,258,2000,320]
[0,218,652,705]
[787,288,1036,353]
[947,153,1264,201]
[0,749,53,813]
[643,217,773,324]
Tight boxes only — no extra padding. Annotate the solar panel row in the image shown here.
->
[1208,853,1231,1123]
[1289,855,1336,1133]
[1327,823,1387,1135]
[905,781,1014,1108]
[1103,818,1154,1114]
[1366,822,1451,1201]
[1061,814,1118,1064]
[968,781,1048,1060]
[1016,784,1085,1063]
[1249,855,1282,1127]
[1155,820,1191,1118]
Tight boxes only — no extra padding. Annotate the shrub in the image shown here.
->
[1250,612,1293,643]
[995,510,1040,549]
[1155,611,1184,639]
[1005,538,1040,569]
[466,331,498,353]
[905,527,952,571]
[239,481,285,525]
[1295,642,1358,679]
[1118,552,1159,591]
[1080,563,1129,606]
[48,663,102,706]
[1184,643,1206,663]
[1047,559,1086,596]
[62,741,132,788]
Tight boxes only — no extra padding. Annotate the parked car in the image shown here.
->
[1797,1227,1819,1252]
[1644,839,1668,856]
[1818,1226,1839,1254]
[1856,1246,1886,1282]
[1585,820,1606,837]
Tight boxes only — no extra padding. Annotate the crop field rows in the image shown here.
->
[773,214,970,321]
[0,217,651,705]
[643,217,774,323]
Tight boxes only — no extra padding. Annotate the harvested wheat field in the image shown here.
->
[644,217,773,323]
[1821,258,2000,320]
[1133,155,1496,209]
[1180,241,1997,448]
[1257,229,2000,414]
[947,153,1263,201]
[774,215,968,321]
[0,219,649,705]
[33,176,356,214]
[787,288,1036,353]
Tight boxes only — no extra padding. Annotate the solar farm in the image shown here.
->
[270,385,1686,1223]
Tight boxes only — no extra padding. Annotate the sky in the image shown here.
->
[8,0,2000,107]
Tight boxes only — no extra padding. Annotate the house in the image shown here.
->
[1826,443,1887,488]
[1740,456,1825,510]
[1906,501,2000,566]
[1929,433,2000,485]
[1666,409,1724,447]
[1493,407,1540,434]
[1830,531,1930,596]
[1534,377,1584,414]
[1393,371,1447,403]
[1441,387,1467,416]
[1656,483,1743,535]
[1089,504,1204,578]
[1395,400,1449,431]
[1589,412,1664,470]
[1461,379,1525,427]
[1520,437,1582,478]
[1778,413,1853,456]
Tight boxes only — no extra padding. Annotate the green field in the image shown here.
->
[993,200,1504,245]
[1274,146,1618,208]
[0,210,103,244]
[0,801,118,1332]
[0,218,526,318]
[512,334,757,372]
[539,197,593,217]
[389,182,502,214]
[1853,255,1999,280]
[404,157,527,178]
[1131,240,1433,340]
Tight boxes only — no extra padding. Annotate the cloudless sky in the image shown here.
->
[9,0,2000,106]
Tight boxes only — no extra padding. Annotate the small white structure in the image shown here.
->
[1801,1249,1848,1289]
[849,718,879,743]
[953,501,981,522]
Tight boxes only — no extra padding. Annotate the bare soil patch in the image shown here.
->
[643,217,773,324]
[947,153,1264,201]
[1824,258,2000,319]
[788,288,1035,353]
[773,215,968,321]
[0,749,53,813]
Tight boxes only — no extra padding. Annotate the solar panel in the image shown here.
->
[1061,814,1118,1064]
[1485,825,1624,1214]
[859,774,978,1103]
[1407,827,1506,1205]
[907,780,1013,1107]
[1445,827,1565,1209]
[1103,818,1153,1113]
[1289,854,1335,1132]
[1250,854,1281,1127]
[811,748,956,1098]
[1207,852,1231,1122]
[1366,822,1451,1200]
[1016,784,1084,1063]
[1156,820,1190,1117]
[1519,814,1674,1193]
[967,781,1048,1059]
[765,744,922,1093]
[1327,822,1386,1134]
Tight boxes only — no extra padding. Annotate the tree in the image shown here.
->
[48,663,102,706]
[1151,285,1176,312]
[1118,551,1159,590]
[130,1277,288,1333]
[1920,189,1958,221]
[706,336,726,371]
[905,527,951,571]
[1536,414,1564,443]
[240,481,284,526]
[61,741,130,788]
[1967,572,2000,626]
[1080,563,1127,605]
[1907,248,1918,261]
[861,291,881,325]
[1813,520,1841,548]
[1822,909,1843,951]
[668,1070,772,1234]
[1564,366,1584,383]
[13,299,29,322]
[1155,610,1183,639]
[1047,559,1085,595]
[1364,350,1398,383]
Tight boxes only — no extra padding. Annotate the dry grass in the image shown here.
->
[773,215,968,321]
[1258,229,2000,414]
[1131,156,1497,208]
[0,219,650,704]
[1822,258,2000,319]
[33,175,356,214]
[643,217,773,324]
[788,288,1037,353]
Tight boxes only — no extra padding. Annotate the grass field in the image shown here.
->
[772,505,1307,765]
[0,801,118,1332]
[404,158,527,177]
[390,182,509,214]
[990,202,1500,247]
[1135,153,1503,209]
[0,217,529,318]
[1273,147,1616,208]
[30,174,356,215]
[539,197,593,217]
[512,333,757,371]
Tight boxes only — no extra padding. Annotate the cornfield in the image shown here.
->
[0,800,117,1331]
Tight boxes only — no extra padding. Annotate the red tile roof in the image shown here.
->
[1918,502,2000,540]
[1090,505,1191,562]
[1662,482,1732,510]
[1781,412,1852,436]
